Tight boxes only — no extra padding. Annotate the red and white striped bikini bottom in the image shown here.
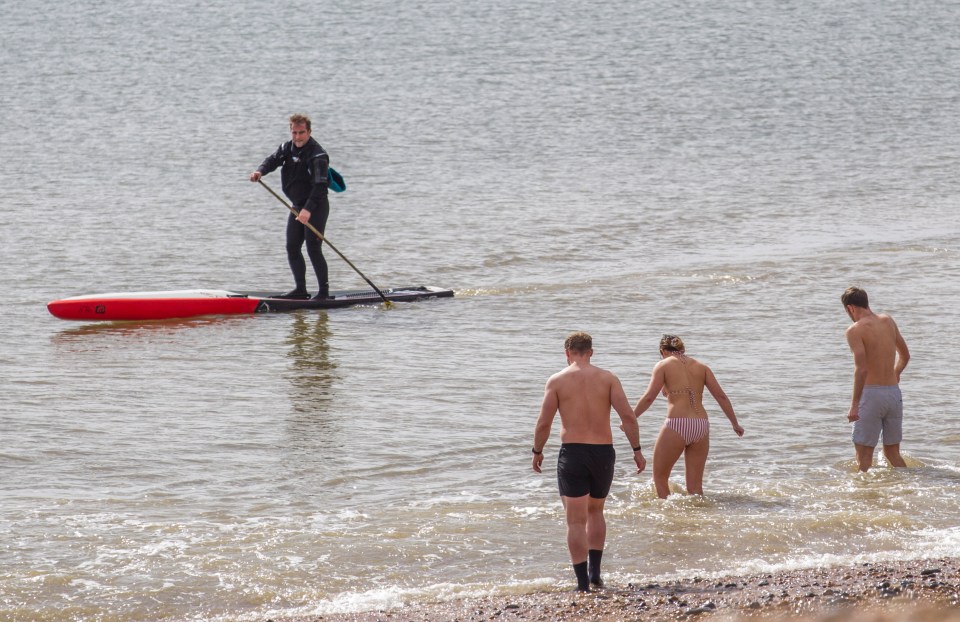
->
[662,417,710,446]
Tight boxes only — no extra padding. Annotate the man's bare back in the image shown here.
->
[531,333,644,471]
[548,362,622,444]
[845,312,906,386]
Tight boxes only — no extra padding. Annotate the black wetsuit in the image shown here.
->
[256,137,331,295]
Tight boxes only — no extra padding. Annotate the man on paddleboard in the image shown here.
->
[841,286,910,472]
[532,332,645,592]
[250,114,331,300]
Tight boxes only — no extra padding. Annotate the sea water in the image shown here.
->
[1,0,959,620]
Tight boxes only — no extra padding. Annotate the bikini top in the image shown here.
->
[665,353,704,414]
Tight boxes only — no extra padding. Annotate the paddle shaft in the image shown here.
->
[257,179,392,307]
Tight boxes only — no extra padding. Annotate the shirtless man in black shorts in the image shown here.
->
[532,332,646,592]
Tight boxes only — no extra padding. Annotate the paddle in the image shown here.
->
[257,179,393,308]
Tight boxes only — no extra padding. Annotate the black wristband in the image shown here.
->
[632,445,642,452]
[532,447,543,455]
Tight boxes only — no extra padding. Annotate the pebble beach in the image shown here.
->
[274,557,959,622]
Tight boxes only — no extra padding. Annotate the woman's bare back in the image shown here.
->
[660,354,708,419]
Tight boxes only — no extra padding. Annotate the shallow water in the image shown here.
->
[2,0,959,620]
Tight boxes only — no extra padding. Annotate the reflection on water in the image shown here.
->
[284,311,337,412]
[50,314,259,349]
[275,311,354,511]
[282,312,343,470]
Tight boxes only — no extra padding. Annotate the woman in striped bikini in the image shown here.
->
[632,335,744,498]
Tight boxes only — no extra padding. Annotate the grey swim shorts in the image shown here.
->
[852,385,903,447]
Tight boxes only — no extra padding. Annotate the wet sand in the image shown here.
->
[273,557,958,622]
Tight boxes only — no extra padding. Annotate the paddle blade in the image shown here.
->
[328,167,346,193]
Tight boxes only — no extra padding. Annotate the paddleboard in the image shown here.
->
[47,286,454,322]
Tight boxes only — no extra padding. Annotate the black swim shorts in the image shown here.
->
[557,443,616,499]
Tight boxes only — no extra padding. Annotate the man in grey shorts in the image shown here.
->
[841,287,911,472]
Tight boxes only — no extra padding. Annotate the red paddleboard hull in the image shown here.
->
[47,286,454,321]
[47,290,263,321]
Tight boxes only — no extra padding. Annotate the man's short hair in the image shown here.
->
[841,286,869,309]
[564,331,593,354]
[289,113,311,131]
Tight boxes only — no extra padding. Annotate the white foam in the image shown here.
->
[243,578,559,620]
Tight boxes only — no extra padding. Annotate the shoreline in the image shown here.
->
[273,557,959,622]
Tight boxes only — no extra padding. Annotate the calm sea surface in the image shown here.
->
[2,0,959,620]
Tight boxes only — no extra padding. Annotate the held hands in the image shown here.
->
[296,208,312,224]
[249,171,262,182]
